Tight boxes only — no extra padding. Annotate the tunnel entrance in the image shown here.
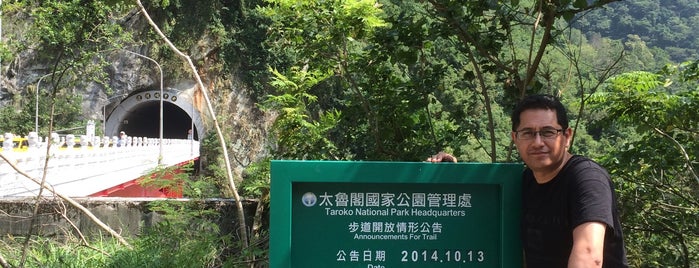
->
[117,101,198,139]
[105,89,203,141]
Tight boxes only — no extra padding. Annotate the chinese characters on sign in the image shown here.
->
[292,182,500,267]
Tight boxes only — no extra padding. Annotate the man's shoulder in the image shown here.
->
[567,155,605,170]
[564,155,611,184]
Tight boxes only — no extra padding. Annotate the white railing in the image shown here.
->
[0,132,199,197]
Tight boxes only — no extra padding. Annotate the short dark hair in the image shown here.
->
[511,94,569,131]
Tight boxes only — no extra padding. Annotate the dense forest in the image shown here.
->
[576,0,699,63]
[0,0,697,267]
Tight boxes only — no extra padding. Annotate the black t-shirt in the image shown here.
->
[521,155,628,267]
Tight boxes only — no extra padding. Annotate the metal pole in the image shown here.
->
[158,63,163,164]
[103,104,106,136]
[121,49,163,165]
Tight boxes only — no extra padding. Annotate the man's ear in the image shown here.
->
[564,128,573,147]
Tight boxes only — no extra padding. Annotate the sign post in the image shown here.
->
[271,161,523,267]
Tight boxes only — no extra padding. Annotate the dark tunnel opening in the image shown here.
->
[117,101,199,140]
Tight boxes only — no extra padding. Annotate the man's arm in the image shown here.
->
[568,221,606,267]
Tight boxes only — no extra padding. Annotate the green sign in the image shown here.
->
[271,161,523,268]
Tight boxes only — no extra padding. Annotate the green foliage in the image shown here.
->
[260,67,342,160]
[120,164,238,267]
[0,233,259,268]
[107,215,225,268]
[0,161,262,268]
[7,1,699,267]
[0,236,120,268]
[240,157,271,202]
[254,1,698,265]
[137,0,276,103]
[198,132,234,197]
[0,1,134,135]
[0,41,12,65]
[255,0,627,162]
[259,0,388,68]
[138,1,230,80]
[29,1,131,51]
[588,63,699,267]
[575,0,699,63]
[27,0,133,85]
[140,162,226,199]
[0,88,83,135]
[589,71,692,132]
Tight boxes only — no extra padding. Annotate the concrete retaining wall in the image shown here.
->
[0,197,259,240]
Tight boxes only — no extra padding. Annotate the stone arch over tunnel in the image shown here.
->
[105,88,204,140]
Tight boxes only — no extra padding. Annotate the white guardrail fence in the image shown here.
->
[0,132,199,197]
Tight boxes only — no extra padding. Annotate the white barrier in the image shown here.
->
[0,132,199,197]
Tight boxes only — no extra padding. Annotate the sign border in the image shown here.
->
[270,160,523,267]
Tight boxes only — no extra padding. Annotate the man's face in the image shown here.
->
[511,109,571,173]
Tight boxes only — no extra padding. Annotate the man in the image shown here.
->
[428,94,628,267]
[118,131,128,147]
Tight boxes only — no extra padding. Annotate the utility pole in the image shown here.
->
[121,49,163,165]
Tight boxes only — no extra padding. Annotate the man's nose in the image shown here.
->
[532,132,545,144]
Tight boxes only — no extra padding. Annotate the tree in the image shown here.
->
[259,67,341,160]
[575,0,699,63]
[258,0,398,160]
[259,0,622,163]
[0,86,83,135]
[20,0,133,164]
[588,62,699,267]
[3,2,136,266]
[0,0,129,135]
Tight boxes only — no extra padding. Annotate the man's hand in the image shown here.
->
[426,152,457,163]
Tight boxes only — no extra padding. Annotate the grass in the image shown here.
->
[1,236,120,267]
[1,232,235,268]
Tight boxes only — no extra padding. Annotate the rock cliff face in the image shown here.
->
[0,8,156,120]
[0,7,272,175]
